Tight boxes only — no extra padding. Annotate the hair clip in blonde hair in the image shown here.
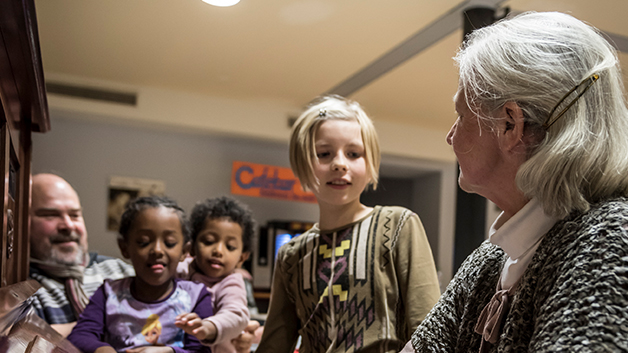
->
[319,109,327,117]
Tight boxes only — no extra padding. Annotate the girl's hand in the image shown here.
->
[232,320,263,353]
[125,347,174,353]
[175,312,217,341]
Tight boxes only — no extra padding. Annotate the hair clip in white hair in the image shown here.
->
[319,109,327,117]
[543,74,599,130]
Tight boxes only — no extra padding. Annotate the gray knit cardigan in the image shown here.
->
[409,198,628,352]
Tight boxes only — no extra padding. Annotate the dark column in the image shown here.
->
[462,7,497,41]
[452,7,497,272]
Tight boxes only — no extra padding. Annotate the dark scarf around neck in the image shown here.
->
[30,255,90,319]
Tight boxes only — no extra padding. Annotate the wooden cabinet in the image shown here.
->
[0,0,50,287]
[0,2,73,351]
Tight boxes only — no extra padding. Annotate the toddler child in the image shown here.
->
[67,196,212,353]
[255,95,442,353]
[175,196,253,353]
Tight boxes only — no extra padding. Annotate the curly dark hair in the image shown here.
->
[189,196,255,253]
[118,196,190,242]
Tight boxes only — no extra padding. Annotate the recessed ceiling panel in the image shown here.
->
[34,0,627,133]
[35,0,464,105]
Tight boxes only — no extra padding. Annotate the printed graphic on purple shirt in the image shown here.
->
[103,278,204,350]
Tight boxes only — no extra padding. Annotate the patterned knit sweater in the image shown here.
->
[409,198,628,352]
[257,206,441,353]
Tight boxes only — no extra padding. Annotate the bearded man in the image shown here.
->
[28,173,134,337]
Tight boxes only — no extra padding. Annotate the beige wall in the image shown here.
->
[45,72,457,163]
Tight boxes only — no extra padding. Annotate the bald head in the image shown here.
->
[32,173,79,203]
[30,174,88,266]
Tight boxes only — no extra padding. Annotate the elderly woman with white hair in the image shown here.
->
[402,11,628,353]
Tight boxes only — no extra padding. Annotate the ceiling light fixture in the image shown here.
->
[202,0,240,7]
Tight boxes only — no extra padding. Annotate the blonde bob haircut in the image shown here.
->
[289,95,380,192]
[456,12,628,218]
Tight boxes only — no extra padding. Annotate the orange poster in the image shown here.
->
[231,161,316,203]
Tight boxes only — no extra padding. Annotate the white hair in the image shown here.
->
[455,11,628,218]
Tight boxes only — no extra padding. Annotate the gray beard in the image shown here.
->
[48,246,86,266]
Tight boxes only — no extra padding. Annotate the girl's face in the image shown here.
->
[193,218,248,279]
[311,119,370,209]
[119,206,187,300]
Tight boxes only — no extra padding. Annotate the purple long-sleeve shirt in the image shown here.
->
[68,277,212,353]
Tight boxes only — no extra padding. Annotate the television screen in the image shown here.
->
[274,232,300,260]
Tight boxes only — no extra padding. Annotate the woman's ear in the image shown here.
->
[498,101,526,152]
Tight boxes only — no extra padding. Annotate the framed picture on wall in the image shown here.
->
[107,176,166,231]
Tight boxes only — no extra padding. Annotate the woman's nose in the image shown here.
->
[446,122,457,146]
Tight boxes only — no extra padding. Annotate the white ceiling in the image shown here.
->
[34,0,628,133]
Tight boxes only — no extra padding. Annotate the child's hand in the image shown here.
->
[232,320,263,353]
[124,347,174,353]
[175,312,204,336]
[94,347,117,353]
[175,312,217,342]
